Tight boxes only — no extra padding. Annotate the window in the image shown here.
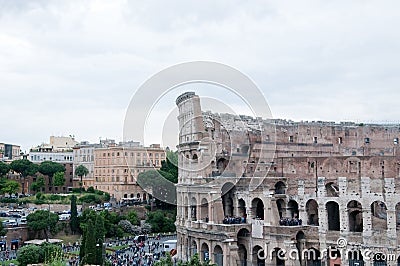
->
[364,137,370,144]
[289,136,294,143]
[338,137,343,144]
[394,138,399,145]
[313,137,318,144]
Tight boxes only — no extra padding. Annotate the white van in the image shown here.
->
[163,240,177,253]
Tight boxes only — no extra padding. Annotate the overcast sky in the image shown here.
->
[1,1,400,152]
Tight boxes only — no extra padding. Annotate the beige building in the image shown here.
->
[176,92,400,266]
[0,143,21,161]
[93,142,166,201]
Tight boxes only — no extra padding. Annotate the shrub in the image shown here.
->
[95,190,104,195]
[36,192,43,200]
[0,198,17,203]
[86,186,95,193]
[78,194,101,204]
[34,199,46,205]
[48,194,61,201]
[17,244,42,266]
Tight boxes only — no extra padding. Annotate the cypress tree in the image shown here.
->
[95,214,106,265]
[70,195,79,234]
[84,219,96,265]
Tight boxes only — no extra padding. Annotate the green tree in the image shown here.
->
[38,161,65,186]
[26,210,59,241]
[75,165,88,193]
[10,159,38,177]
[127,210,139,225]
[0,162,10,177]
[70,195,79,234]
[95,214,106,265]
[0,220,7,236]
[53,171,65,187]
[1,180,20,196]
[84,218,97,265]
[31,175,45,193]
[17,244,42,266]
[146,210,176,233]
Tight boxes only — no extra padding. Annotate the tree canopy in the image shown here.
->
[10,159,38,177]
[38,161,65,177]
[1,179,19,195]
[53,171,65,187]
[75,164,89,177]
[0,162,10,177]
[26,210,59,241]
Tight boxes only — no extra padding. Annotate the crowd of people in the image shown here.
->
[223,216,246,224]
[279,217,303,226]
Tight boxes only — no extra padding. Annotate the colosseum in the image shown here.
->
[175,92,400,266]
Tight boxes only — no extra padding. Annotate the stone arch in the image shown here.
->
[371,201,387,230]
[348,200,363,232]
[217,158,228,173]
[238,244,248,266]
[191,240,198,256]
[288,200,299,218]
[325,182,339,197]
[252,245,265,266]
[276,199,286,219]
[275,181,286,194]
[348,250,364,266]
[192,153,198,160]
[321,157,342,174]
[238,198,247,218]
[296,231,306,266]
[251,198,264,220]
[271,247,285,266]
[200,198,208,221]
[326,201,340,231]
[191,197,197,220]
[201,242,210,262]
[213,245,223,266]
[306,248,321,266]
[373,252,387,266]
[237,228,250,238]
[306,199,319,225]
[396,202,400,230]
[184,196,189,220]
[221,183,235,217]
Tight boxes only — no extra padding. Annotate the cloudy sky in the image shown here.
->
[1,1,399,152]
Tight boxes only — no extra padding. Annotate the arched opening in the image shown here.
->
[222,183,235,218]
[288,200,299,218]
[238,199,247,219]
[191,197,197,220]
[201,243,210,262]
[325,182,339,197]
[326,201,340,231]
[371,201,387,231]
[143,193,147,201]
[237,228,250,238]
[214,245,223,266]
[191,240,197,256]
[348,250,364,266]
[192,154,198,160]
[272,248,285,266]
[217,158,228,174]
[200,198,208,222]
[252,198,264,220]
[373,253,387,266]
[306,199,319,225]
[276,199,286,219]
[306,248,321,266]
[238,244,248,266]
[295,231,306,266]
[275,181,286,194]
[252,245,265,266]
[184,196,189,220]
[348,200,363,232]
[396,203,400,230]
